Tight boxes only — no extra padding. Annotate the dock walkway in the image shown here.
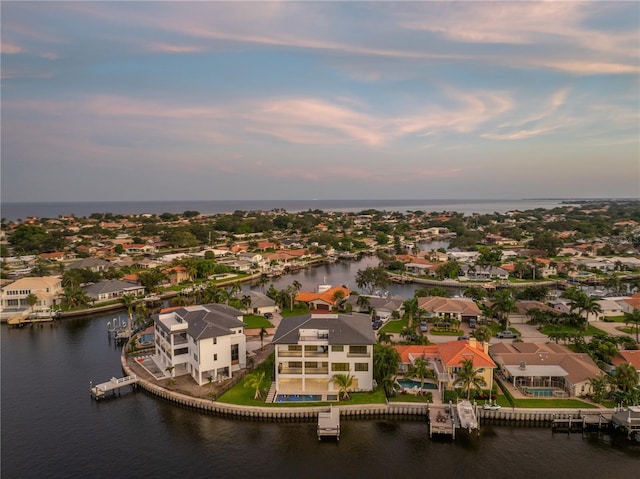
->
[90,375,138,399]
[317,406,340,440]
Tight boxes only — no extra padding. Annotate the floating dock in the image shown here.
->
[90,375,138,400]
[317,406,340,440]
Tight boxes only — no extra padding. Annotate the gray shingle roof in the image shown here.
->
[177,304,245,341]
[272,312,375,345]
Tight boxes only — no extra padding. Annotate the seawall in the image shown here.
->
[120,350,612,423]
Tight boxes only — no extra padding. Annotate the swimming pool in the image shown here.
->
[521,387,566,397]
[139,333,154,345]
[397,379,438,390]
[275,394,323,403]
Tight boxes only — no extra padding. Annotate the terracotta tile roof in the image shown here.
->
[295,285,351,305]
[436,341,496,368]
[612,350,640,369]
[394,341,496,369]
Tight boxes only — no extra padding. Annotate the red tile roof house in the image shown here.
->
[295,285,352,312]
[611,351,640,385]
[394,339,496,397]
[163,266,191,286]
[38,252,66,262]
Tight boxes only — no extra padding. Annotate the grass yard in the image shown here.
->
[493,395,597,408]
[380,318,408,333]
[430,329,464,336]
[540,324,602,336]
[280,306,310,318]
[243,315,274,329]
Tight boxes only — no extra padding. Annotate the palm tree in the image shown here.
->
[588,375,609,403]
[623,308,640,343]
[243,371,268,400]
[403,298,419,327]
[172,295,188,307]
[581,296,603,328]
[259,327,268,350]
[25,293,38,313]
[373,345,400,397]
[356,294,371,313]
[332,373,355,400]
[407,357,436,394]
[454,358,486,400]
[332,289,346,311]
[120,294,136,332]
[257,275,269,293]
[292,280,302,292]
[473,325,492,343]
[377,330,393,345]
[491,289,517,330]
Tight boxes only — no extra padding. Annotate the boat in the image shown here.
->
[483,402,501,410]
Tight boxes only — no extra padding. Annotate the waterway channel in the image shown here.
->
[2,254,639,478]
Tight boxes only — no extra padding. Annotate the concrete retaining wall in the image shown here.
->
[121,350,612,422]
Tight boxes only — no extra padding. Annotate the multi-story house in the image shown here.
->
[394,339,496,397]
[0,276,63,311]
[154,304,247,386]
[418,296,483,327]
[272,312,376,400]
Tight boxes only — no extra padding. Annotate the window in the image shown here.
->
[332,363,349,372]
[213,337,217,345]
[213,354,218,361]
[331,345,344,352]
[348,345,367,355]
[231,344,239,361]
[354,363,368,372]
[194,353,198,361]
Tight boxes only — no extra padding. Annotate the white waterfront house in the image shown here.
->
[272,312,376,399]
[154,304,247,386]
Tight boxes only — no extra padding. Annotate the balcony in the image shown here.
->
[304,367,329,375]
[279,367,303,375]
[278,350,303,358]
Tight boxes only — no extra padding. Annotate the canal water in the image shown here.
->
[2,260,639,478]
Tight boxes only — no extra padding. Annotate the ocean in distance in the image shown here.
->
[2,198,573,221]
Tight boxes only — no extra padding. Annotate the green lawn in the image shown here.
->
[280,306,310,318]
[243,315,274,329]
[430,329,464,336]
[388,393,432,403]
[217,380,387,407]
[380,318,408,333]
[494,395,597,408]
[540,324,602,336]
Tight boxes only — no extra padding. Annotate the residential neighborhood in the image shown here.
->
[1,199,639,412]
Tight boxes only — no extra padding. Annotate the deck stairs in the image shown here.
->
[265,382,277,403]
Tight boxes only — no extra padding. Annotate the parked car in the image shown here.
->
[419,321,428,332]
[264,312,273,319]
[469,318,477,329]
[372,319,383,330]
[457,335,469,341]
[496,330,519,339]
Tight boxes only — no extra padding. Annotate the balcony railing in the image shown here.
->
[346,352,370,358]
[279,367,303,375]
[304,367,329,375]
[278,350,303,357]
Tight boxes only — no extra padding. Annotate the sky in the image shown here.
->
[1,1,639,203]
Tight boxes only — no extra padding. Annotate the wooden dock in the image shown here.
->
[317,406,340,440]
[429,406,455,439]
[90,375,138,400]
